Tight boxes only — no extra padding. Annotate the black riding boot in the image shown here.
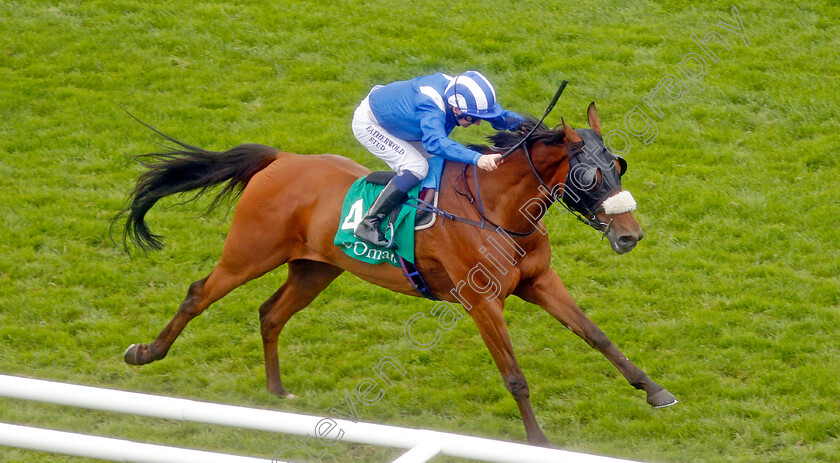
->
[354,180,407,249]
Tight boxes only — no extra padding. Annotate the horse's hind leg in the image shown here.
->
[124,263,252,365]
[124,232,289,366]
[259,259,343,398]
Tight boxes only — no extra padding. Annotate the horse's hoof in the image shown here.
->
[268,385,296,399]
[531,438,552,448]
[648,389,678,408]
[526,432,551,447]
[124,343,146,365]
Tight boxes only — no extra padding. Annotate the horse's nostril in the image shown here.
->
[618,236,637,248]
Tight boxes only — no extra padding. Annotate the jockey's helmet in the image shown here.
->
[444,71,504,119]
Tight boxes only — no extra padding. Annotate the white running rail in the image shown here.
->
[0,374,643,463]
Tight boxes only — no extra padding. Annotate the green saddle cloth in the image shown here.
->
[334,177,420,267]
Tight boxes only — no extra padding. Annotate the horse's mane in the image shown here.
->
[467,117,566,154]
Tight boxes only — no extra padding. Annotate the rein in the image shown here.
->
[407,167,536,237]
[454,163,536,237]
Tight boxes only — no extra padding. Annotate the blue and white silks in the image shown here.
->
[367,73,524,166]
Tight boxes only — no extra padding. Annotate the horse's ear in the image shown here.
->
[587,102,602,136]
[561,118,582,143]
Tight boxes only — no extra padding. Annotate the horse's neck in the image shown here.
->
[467,155,557,231]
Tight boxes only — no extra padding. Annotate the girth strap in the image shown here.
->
[398,256,437,300]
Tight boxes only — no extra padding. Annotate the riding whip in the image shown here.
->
[499,80,568,161]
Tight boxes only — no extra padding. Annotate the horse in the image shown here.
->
[116,102,676,445]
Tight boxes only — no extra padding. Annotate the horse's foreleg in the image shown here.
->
[468,301,550,445]
[515,270,677,408]
[259,260,343,398]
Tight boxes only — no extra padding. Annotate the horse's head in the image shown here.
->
[480,104,642,253]
[556,103,643,254]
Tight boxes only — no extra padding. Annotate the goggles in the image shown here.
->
[456,112,481,124]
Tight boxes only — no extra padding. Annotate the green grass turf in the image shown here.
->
[1,1,839,462]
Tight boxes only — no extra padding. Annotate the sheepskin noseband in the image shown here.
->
[602,190,636,215]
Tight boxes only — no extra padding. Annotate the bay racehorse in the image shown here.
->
[117,103,676,444]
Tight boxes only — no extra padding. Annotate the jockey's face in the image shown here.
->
[452,107,482,128]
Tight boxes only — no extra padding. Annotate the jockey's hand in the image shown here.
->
[477,153,502,172]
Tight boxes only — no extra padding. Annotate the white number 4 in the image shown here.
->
[341,199,364,231]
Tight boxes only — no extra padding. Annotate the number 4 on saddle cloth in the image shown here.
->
[334,157,443,299]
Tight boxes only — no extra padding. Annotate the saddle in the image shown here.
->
[333,161,444,300]
[363,171,439,231]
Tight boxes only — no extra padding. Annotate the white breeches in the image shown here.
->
[351,91,430,179]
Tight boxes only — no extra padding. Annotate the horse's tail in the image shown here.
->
[114,123,278,253]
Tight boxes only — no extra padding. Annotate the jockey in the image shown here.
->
[351,70,525,248]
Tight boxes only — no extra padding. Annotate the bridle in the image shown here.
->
[484,80,615,238]
[413,81,621,240]
[517,137,615,238]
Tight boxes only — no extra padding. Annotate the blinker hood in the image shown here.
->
[561,129,627,217]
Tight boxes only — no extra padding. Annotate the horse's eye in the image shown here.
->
[572,166,598,190]
[581,169,596,187]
